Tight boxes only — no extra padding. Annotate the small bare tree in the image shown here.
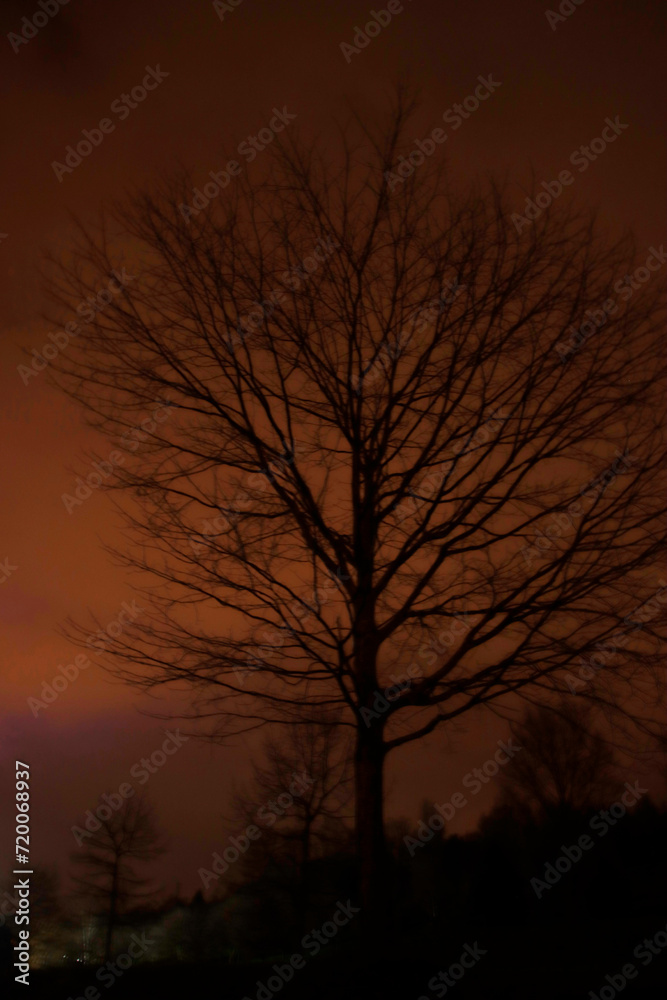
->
[71,795,164,961]
[227,722,353,929]
[499,700,618,823]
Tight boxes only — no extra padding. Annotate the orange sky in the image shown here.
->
[1,0,665,895]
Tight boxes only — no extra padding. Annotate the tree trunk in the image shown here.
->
[105,866,119,962]
[355,724,388,947]
[352,499,385,943]
[298,815,311,935]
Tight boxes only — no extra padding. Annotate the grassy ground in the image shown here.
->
[17,915,667,999]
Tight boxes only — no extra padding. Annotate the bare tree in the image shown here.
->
[47,92,667,934]
[498,699,618,823]
[71,795,164,961]
[227,721,352,929]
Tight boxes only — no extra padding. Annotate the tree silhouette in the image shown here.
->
[48,93,667,934]
[71,795,164,961]
[498,699,618,824]
[227,720,353,931]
